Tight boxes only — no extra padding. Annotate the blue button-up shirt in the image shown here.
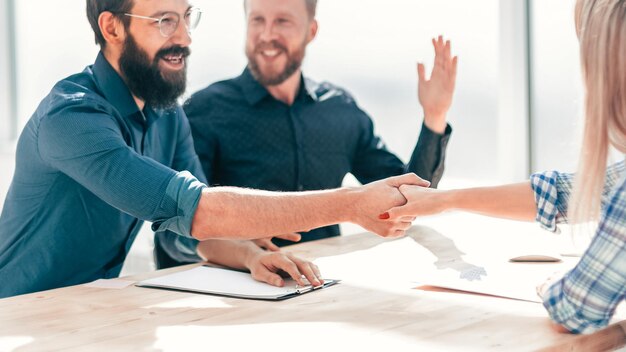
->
[0,53,206,298]
[531,161,626,333]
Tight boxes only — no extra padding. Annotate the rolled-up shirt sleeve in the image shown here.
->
[159,235,201,263]
[150,171,205,238]
[530,161,625,232]
[38,101,206,238]
[529,171,573,232]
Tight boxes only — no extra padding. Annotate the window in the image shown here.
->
[529,0,582,173]
[497,0,531,182]
[13,0,98,131]
[0,0,16,145]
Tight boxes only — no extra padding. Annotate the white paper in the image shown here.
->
[85,279,135,289]
[314,232,577,302]
[414,257,577,302]
[137,266,334,300]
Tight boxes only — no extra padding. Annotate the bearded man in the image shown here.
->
[154,0,458,268]
[0,0,426,298]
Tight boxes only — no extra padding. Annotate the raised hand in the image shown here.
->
[418,35,458,134]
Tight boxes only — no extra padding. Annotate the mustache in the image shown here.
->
[156,45,191,59]
[254,40,287,53]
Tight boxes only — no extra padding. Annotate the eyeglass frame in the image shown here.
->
[120,7,202,38]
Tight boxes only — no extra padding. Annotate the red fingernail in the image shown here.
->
[379,212,390,220]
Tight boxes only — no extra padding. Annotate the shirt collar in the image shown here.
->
[238,67,318,106]
[92,52,141,118]
[302,78,319,102]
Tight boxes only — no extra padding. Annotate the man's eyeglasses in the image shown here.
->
[123,7,202,38]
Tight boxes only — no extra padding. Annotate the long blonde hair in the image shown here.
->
[570,0,626,224]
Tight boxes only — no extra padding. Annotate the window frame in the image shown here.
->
[497,0,532,181]
[1,0,17,148]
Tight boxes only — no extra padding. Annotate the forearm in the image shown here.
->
[196,239,260,270]
[191,187,356,240]
[442,182,537,221]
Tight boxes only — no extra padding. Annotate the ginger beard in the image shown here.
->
[246,37,307,86]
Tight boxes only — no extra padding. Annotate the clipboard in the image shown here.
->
[136,265,339,301]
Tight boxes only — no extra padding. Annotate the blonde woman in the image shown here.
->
[383,0,626,334]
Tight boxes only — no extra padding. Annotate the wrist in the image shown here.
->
[445,188,479,213]
[242,242,264,269]
[334,187,362,223]
[439,190,459,213]
[423,115,447,135]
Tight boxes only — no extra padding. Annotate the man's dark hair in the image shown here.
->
[86,0,134,48]
[244,0,317,19]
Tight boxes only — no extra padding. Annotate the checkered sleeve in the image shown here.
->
[541,172,626,333]
[529,171,573,232]
[530,161,626,232]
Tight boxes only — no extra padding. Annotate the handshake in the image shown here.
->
[347,173,440,238]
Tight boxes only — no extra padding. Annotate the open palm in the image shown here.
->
[418,36,458,133]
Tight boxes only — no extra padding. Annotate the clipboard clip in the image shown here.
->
[294,282,325,294]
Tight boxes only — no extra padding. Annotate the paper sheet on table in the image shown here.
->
[85,279,135,289]
[415,258,577,303]
[136,266,338,300]
[313,235,577,302]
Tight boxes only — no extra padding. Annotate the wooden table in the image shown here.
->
[1,213,625,351]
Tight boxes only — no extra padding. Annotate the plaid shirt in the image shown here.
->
[530,161,626,333]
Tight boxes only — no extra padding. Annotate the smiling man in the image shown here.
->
[154,0,457,267]
[0,0,426,298]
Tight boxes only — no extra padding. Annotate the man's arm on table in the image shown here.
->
[196,239,322,287]
[190,173,428,240]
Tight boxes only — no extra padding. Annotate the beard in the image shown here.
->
[119,33,190,109]
[246,39,306,86]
